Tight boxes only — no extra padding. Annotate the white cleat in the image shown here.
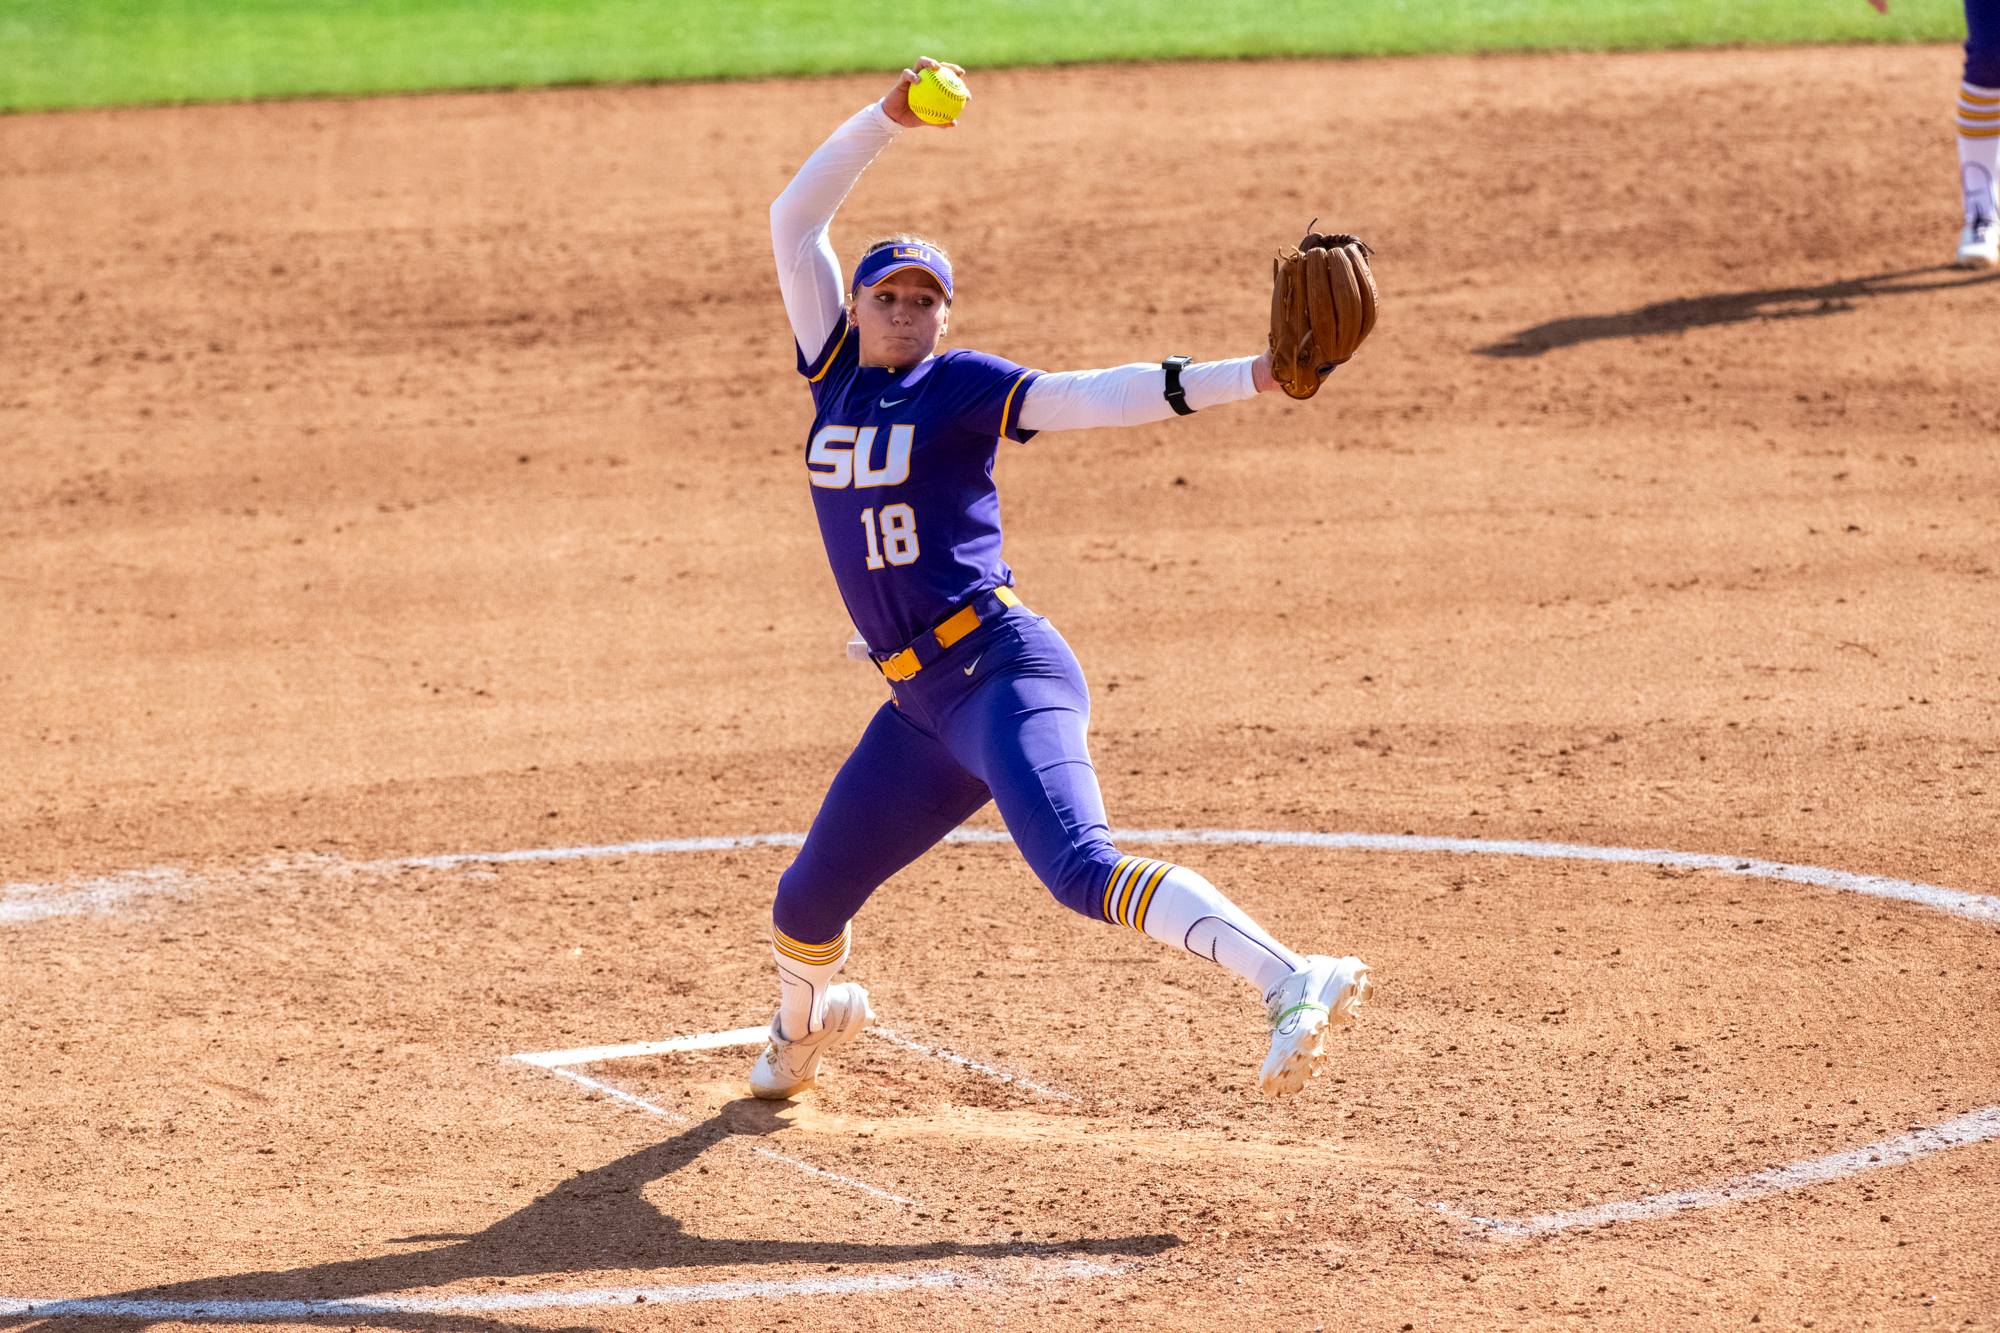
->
[1958,215,1998,269]
[749,981,875,1100]
[1259,955,1371,1098]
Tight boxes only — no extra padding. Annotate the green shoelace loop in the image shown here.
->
[1268,1000,1329,1031]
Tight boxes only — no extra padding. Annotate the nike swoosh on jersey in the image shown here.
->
[963,654,983,676]
[879,396,911,408]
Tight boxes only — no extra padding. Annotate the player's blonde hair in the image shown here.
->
[862,233,950,262]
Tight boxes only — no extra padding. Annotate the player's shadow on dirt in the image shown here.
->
[2,1096,1177,1332]
[1476,264,2000,357]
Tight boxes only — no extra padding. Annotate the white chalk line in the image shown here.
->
[0,867,198,924]
[390,826,1999,923]
[399,832,808,869]
[544,1066,687,1122]
[746,1146,919,1205]
[0,1260,1117,1318]
[515,1022,1077,1108]
[478,831,1997,1243]
[537,1021,2000,1242]
[514,1026,772,1068]
[1125,829,1999,925]
[1438,1104,2000,1237]
[516,1016,1080,1096]
[511,1024,1064,1198]
[10,828,1995,925]
[871,1025,1082,1103]
[16,827,1998,1274]
[513,1035,920,1203]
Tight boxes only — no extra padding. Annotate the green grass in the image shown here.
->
[0,0,1967,113]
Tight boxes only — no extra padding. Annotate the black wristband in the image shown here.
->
[1162,355,1195,416]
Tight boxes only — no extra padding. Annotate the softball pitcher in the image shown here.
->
[754,57,1374,1102]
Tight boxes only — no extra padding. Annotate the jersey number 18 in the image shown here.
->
[860,505,919,569]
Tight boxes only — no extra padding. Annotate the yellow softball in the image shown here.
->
[908,65,969,125]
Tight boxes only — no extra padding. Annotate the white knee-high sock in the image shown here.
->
[1958,81,2000,221]
[1101,857,1304,1000]
[771,921,850,1041]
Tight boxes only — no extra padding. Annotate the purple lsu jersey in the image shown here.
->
[797,319,1041,653]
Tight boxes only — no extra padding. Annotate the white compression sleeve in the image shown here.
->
[772,921,852,1041]
[769,102,905,357]
[1102,856,1305,1000]
[1016,357,1260,433]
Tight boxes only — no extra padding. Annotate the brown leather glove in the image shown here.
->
[1269,230,1377,400]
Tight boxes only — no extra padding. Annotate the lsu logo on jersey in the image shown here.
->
[807,424,912,489]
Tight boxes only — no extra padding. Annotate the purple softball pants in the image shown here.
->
[771,606,1120,945]
[1971,0,2000,86]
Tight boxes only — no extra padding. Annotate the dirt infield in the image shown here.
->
[4,44,1998,1331]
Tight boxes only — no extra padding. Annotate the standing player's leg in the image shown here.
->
[751,701,990,1098]
[1957,0,2000,266]
[935,616,1370,1096]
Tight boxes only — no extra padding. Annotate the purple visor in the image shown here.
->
[850,243,953,299]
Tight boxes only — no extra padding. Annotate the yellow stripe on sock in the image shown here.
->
[1960,125,2000,139]
[1112,856,1144,920]
[1958,106,2000,121]
[1962,87,2000,105]
[1101,857,1173,930]
[1113,858,1143,925]
[772,922,848,965]
[1128,861,1173,932]
[1113,860,1144,927]
[1120,862,1154,927]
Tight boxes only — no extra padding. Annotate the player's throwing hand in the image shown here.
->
[880,56,968,130]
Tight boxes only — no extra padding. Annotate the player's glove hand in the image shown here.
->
[1268,228,1378,400]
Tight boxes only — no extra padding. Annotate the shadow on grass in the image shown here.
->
[3,1097,1175,1330]
[1476,264,2000,357]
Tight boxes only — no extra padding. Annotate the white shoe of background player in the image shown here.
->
[1259,955,1371,1097]
[1958,214,1999,268]
[750,981,875,1100]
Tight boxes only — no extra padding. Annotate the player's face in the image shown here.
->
[847,269,950,369]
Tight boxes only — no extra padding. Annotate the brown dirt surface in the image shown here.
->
[4,43,1998,1333]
